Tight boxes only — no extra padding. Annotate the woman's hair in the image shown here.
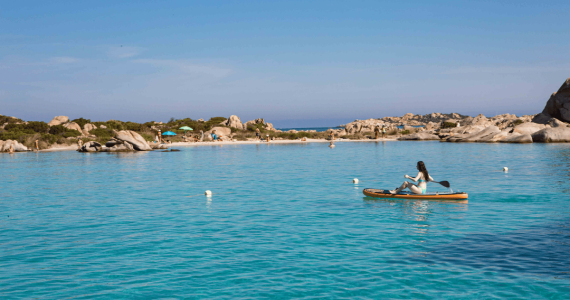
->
[417,161,429,181]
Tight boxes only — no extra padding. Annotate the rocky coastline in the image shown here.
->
[2,77,570,153]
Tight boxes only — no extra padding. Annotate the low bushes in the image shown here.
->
[441,122,457,129]
[71,118,91,129]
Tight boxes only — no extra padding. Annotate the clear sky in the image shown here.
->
[1,0,569,127]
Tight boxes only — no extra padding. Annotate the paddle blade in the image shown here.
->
[438,181,450,188]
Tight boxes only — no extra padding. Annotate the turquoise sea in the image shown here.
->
[1,141,569,299]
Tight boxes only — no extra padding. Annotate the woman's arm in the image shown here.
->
[428,175,434,182]
[406,172,423,182]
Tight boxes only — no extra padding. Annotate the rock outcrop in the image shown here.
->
[113,130,152,151]
[0,140,29,152]
[84,123,97,132]
[222,115,244,130]
[512,123,547,136]
[500,133,533,143]
[531,127,570,143]
[540,77,570,123]
[78,141,102,152]
[63,122,83,133]
[243,118,275,132]
[204,127,232,141]
[398,132,440,141]
[47,116,69,126]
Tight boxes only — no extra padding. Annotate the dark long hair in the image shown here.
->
[417,161,429,181]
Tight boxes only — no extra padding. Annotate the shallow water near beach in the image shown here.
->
[1,141,570,298]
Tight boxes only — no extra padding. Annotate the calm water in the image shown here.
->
[1,141,569,299]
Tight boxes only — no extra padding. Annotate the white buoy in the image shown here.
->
[205,190,212,196]
[503,167,508,172]
[353,178,359,184]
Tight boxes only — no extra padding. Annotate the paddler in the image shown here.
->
[390,161,434,195]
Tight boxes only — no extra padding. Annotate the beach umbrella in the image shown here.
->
[179,126,193,135]
[162,131,177,136]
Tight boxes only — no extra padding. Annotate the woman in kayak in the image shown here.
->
[390,161,434,194]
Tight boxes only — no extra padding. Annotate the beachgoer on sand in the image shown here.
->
[374,126,380,139]
[35,139,40,151]
[9,144,14,154]
[329,131,334,141]
[77,139,83,149]
[390,161,435,195]
[266,134,270,142]
[255,128,261,140]
[382,125,386,138]
[211,130,218,141]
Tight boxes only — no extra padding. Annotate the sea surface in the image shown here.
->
[1,141,569,299]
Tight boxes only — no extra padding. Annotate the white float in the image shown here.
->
[503,167,508,172]
[353,178,359,184]
[205,190,212,196]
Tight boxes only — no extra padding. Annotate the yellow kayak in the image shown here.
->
[363,188,468,201]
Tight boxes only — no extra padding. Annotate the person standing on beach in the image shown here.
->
[200,130,204,142]
[374,126,380,139]
[329,131,335,141]
[255,128,261,140]
[9,144,14,154]
[77,139,83,149]
[35,139,40,151]
[382,125,387,138]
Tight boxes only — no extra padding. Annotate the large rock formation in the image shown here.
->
[531,127,570,143]
[540,77,570,123]
[398,132,440,141]
[204,127,232,141]
[47,116,69,126]
[0,140,28,152]
[512,123,546,136]
[63,122,83,133]
[222,115,244,130]
[78,141,102,152]
[500,133,533,143]
[243,118,275,132]
[113,130,152,151]
[84,123,97,132]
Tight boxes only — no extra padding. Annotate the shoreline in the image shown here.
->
[7,138,400,153]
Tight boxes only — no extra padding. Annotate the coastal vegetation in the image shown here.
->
[3,77,570,151]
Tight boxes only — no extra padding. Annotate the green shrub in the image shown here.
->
[400,130,410,135]
[441,122,457,129]
[71,118,91,129]
[0,115,23,125]
[139,133,154,141]
[4,123,25,131]
[26,121,49,133]
[90,128,114,140]
[124,122,142,131]
[49,125,67,135]
[63,129,81,138]
[512,119,524,126]
[247,123,266,133]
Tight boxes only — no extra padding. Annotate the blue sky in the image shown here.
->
[1,0,569,127]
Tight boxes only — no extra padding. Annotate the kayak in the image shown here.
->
[363,188,468,201]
